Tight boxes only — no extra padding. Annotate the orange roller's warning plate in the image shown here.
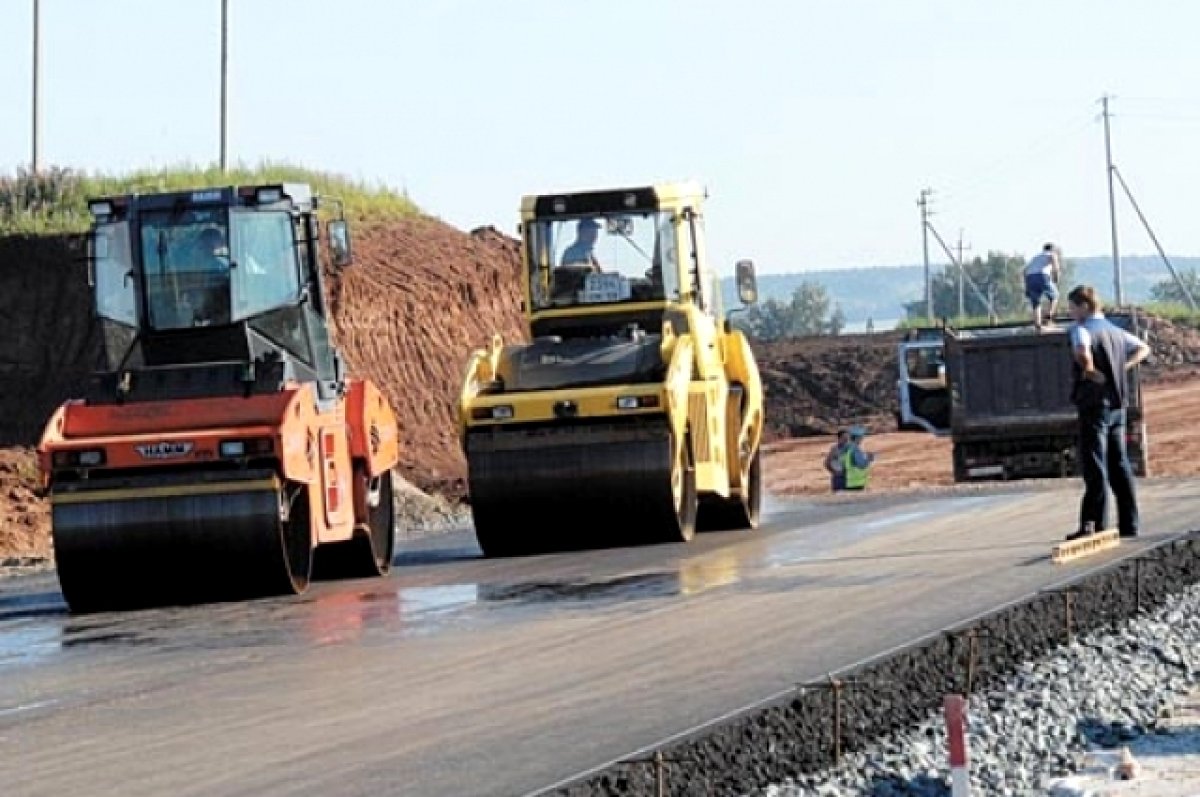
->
[1052,530,1120,564]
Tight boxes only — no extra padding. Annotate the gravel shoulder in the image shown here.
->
[757,584,1200,797]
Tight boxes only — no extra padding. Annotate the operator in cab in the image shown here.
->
[190,227,232,326]
[560,218,602,269]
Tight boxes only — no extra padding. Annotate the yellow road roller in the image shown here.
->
[459,182,764,555]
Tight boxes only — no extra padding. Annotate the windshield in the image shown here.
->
[139,207,232,330]
[136,208,302,330]
[904,345,945,380]
[230,210,301,321]
[527,211,680,310]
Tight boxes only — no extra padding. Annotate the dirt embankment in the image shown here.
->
[0,236,101,445]
[326,221,524,495]
[753,332,902,439]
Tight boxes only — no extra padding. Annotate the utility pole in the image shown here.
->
[955,229,972,319]
[918,188,933,321]
[31,0,42,174]
[1101,95,1122,305]
[1112,165,1198,311]
[219,0,229,172]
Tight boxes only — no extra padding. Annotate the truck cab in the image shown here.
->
[896,328,950,434]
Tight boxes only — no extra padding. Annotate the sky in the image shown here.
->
[2,1,1200,276]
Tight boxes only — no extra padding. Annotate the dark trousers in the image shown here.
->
[1078,406,1139,535]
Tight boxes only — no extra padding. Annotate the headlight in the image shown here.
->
[616,395,660,410]
[219,441,246,458]
[472,405,515,421]
[52,449,106,468]
[219,438,273,458]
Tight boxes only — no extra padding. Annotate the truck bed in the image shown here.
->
[946,326,1076,439]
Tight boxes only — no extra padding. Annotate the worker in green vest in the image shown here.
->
[841,426,876,491]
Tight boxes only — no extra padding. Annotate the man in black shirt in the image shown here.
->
[1066,285,1151,541]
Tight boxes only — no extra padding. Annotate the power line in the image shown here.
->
[1112,165,1197,311]
[936,112,1096,207]
[925,219,994,319]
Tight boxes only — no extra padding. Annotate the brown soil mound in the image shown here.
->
[327,220,524,496]
[754,332,902,439]
[1141,315,1200,384]
[0,448,50,560]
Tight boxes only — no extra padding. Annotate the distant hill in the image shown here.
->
[722,255,1200,325]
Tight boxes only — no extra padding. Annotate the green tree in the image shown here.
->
[740,298,792,340]
[1149,268,1200,306]
[828,303,846,336]
[740,281,834,340]
[788,282,832,335]
[904,251,1076,321]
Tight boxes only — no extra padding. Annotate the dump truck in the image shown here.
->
[38,184,400,612]
[942,314,1148,482]
[458,182,764,556]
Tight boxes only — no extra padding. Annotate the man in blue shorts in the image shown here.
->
[1024,242,1061,329]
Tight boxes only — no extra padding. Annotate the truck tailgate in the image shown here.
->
[947,329,1076,438]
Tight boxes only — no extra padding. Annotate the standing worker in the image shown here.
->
[842,426,876,491]
[1024,243,1062,329]
[1065,285,1150,541]
[824,429,849,491]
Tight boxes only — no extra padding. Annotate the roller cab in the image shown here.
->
[38,184,400,612]
[460,183,765,556]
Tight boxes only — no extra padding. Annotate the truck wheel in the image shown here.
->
[952,444,968,483]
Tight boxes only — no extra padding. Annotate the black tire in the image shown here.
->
[313,469,396,580]
[279,483,315,594]
[952,443,968,483]
[656,432,698,544]
[697,449,762,532]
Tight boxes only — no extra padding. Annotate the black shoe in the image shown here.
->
[1065,528,1094,542]
[1119,530,1139,539]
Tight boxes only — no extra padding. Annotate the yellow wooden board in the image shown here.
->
[1052,530,1120,564]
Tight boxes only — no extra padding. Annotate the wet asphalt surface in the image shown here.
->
[2,481,1199,796]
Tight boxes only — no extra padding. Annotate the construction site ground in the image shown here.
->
[766,379,1200,498]
[2,479,1197,797]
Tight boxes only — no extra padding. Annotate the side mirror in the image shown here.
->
[328,220,353,267]
[735,259,758,305]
